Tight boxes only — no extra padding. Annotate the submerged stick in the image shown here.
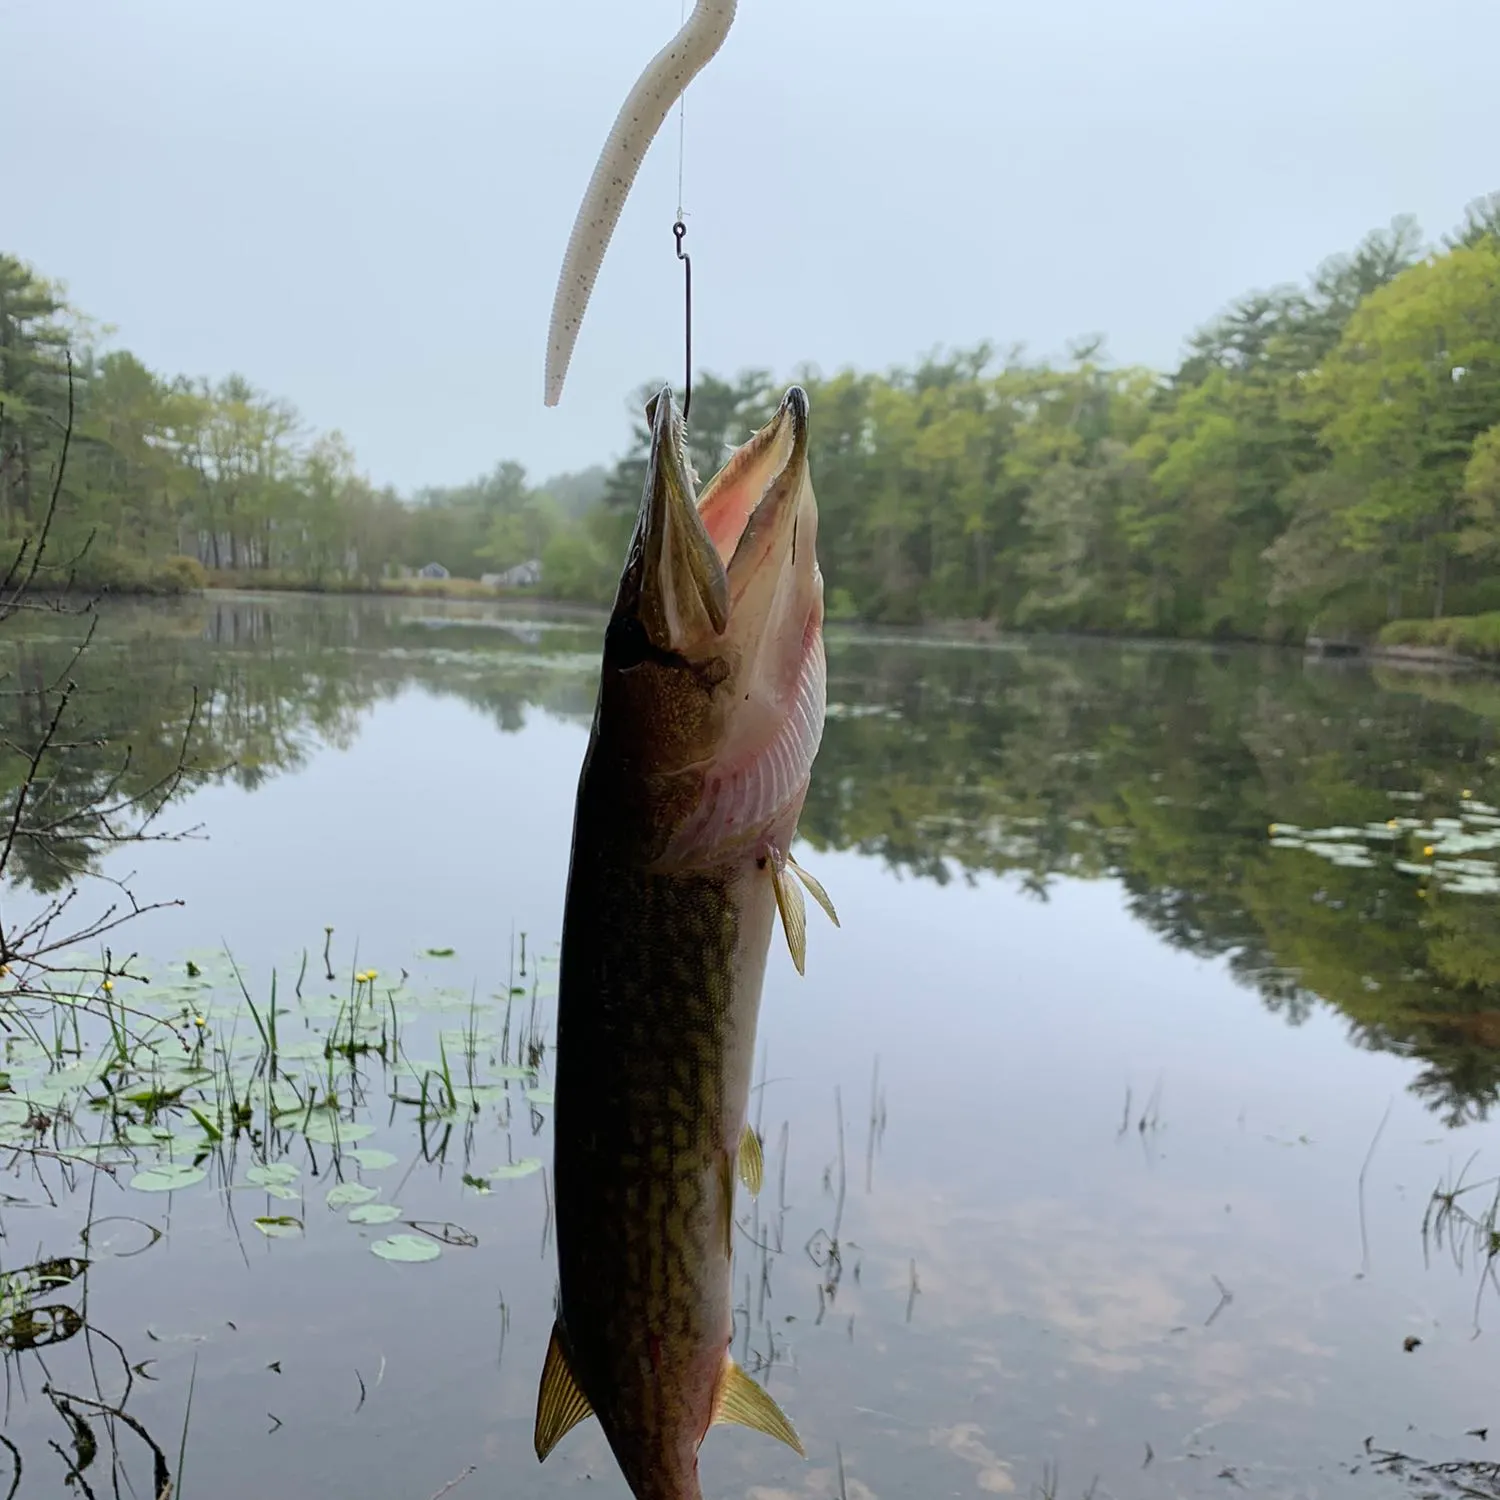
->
[543,0,738,406]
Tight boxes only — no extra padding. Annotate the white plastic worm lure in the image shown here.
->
[544,0,738,408]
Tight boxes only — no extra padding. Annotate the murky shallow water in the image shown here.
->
[2,593,1499,1499]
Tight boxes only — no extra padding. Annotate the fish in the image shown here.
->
[535,384,838,1500]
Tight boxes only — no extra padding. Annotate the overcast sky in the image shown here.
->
[4,0,1496,492]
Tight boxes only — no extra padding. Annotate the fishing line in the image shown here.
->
[673,220,693,421]
[673,0,694,420]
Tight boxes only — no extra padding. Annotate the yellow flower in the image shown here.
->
[365,969,378,982]
[1386,819,1398,828]
[1462,789,1472,798]
[1423,845,1435,856]
[102,978,114,992]
[194,1014,206,1028]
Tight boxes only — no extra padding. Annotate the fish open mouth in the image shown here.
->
[624,387,812,658]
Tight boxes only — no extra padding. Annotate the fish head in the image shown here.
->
[597,385,825,862]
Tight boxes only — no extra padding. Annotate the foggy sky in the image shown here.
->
[4,0,1496,492]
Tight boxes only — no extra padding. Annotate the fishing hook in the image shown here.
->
[673,219,693,421]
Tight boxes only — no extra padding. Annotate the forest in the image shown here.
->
[3,192,1499,647]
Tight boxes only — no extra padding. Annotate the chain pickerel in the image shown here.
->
[535,386,837,1499]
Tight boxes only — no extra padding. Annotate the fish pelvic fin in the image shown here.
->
[534,1321,594,1462]
[737,1122,764,1196]
[788,854,839,928]
[771,848,839,976]
[712,1355,806,1456]
[770,851,808,975]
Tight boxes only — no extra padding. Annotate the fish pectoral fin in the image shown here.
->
[787,855,840,928]
[534,1322,594,1462]
[770,853,809,975]
[737,1122,764,1196]
[713,1357,806,1456]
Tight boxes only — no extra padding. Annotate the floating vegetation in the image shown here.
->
[1268,793,1500,895]
[130,1162,208,1194]
[370,1232,441,1264]
[0,923,558,1487]
[348,1202,404,1225]
[326,1182,378,1208]
[253,1214,303,1239]
[0,932,557,1261]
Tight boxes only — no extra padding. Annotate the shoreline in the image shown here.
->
[64,580,1500,675]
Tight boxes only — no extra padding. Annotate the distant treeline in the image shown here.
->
[4,193,1500,637]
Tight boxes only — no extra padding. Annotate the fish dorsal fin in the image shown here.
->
[534,1322,594,1461]
[788,855,839,928]
[770,854,809,975]
[712,1357,806,1456]
[737,1123,764,1196]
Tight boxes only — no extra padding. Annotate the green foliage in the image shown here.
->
[6,197,1500,636]
[1379,612,1500,661]
[581,208,1497,643]
[0,253,598,590]
[539,504,631,606]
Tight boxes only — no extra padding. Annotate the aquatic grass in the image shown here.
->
[1,924,562,1491]
[0,930,558,1232]
[1422,1155,1500,1331]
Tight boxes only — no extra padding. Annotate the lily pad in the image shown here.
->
[347,1147,398,1170]
[253,1215,303,1238]
[370,1233,440,1263]
[301,1115,374,1145]
[326,1183,378,1208]
[246,1163,301,1188]
[348,1203,403,1225]
[130,1163,208,1194]
[524,1087,554,1107]
[490,1158,543,1180]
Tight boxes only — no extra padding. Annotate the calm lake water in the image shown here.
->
[3,592,1500,1500]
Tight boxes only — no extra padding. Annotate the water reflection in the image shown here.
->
[4,598,1496,1123]
[2,594,1500,1497]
